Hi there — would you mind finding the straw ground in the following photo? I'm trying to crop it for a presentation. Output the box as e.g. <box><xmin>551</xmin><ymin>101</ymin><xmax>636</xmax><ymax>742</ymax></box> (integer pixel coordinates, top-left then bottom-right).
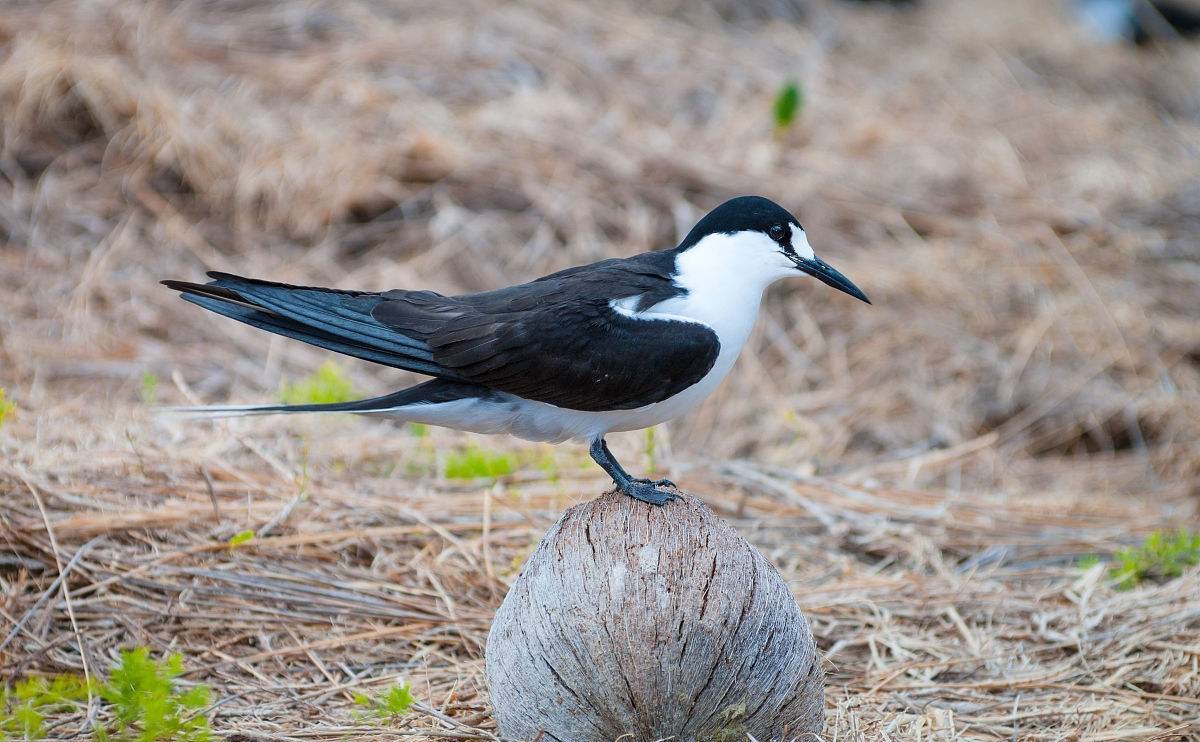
<box><xmin>1</xmin><ymin>0</ymin><xmax>1198</xmax><ymax>739</ymax></box>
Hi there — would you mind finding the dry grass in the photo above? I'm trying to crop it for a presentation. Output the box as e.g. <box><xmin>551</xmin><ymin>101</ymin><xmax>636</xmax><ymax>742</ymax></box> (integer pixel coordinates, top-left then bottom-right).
<box><xmin>0</xmin><ymin>0</ymin><xmax>1198</xmax><ymax>739</ymax></box>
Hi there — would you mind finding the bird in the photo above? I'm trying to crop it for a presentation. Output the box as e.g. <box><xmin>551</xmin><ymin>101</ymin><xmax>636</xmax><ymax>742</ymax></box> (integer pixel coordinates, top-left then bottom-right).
<box><xmin>163</xmin><ymin>196</ymin><xmax>869</xmax><ymax>506</ymax></box>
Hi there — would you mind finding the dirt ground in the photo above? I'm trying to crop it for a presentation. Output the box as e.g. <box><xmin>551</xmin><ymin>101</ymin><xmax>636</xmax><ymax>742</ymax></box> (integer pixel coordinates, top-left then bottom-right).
<box><xmin>1</xmin><ymin>0</ymin><xmax>1198</xmax><ymax>739</ymax></box>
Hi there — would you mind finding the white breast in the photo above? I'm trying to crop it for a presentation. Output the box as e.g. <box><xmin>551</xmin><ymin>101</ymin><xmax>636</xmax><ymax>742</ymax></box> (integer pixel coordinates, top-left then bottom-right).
<box><xmin>581</xmin><ymin>231</ymin><xmax>785</xmax><ymax>436</ymax></box>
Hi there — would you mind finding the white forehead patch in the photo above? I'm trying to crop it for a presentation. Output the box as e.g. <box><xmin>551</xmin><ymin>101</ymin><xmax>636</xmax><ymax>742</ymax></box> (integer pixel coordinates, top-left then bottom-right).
<box><xmin>791</xmin><ymin>223</ymin><xmax>815</xmax><ymax>260</ymax></box>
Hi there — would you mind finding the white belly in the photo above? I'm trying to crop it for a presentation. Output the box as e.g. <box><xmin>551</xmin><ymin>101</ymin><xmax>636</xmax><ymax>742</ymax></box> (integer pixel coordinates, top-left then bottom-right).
<box><xmin>378</xmin><ymin>364</ymin><xmax>731</xmax><ymax>443</ymax></box>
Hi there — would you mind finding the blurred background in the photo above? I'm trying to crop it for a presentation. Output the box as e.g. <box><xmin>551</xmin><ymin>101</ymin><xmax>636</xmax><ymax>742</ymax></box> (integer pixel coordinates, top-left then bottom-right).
<box><xmin>3</xmin><ymin>0</ymin><xmax>1198</xmax><ymax>497</ymax></box>
<box><xmin>1</xmin><ymin>0</ymin><xmax>1199</xmax><ymax>739</ymax></box>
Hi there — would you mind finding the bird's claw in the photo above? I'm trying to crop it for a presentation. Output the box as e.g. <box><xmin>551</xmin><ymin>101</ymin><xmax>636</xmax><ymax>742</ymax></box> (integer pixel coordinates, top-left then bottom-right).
<box><xmin>623</xmin><ymin>481</ymin><xmax>678</xmax><ymax>506</ymax></box>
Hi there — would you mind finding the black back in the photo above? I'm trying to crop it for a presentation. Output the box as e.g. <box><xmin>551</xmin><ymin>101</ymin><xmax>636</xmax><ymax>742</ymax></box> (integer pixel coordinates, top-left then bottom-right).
<box><xmin>373</xmin><ymin>250</ymin><xmax>720</xmax><ymax>411</ymax></box>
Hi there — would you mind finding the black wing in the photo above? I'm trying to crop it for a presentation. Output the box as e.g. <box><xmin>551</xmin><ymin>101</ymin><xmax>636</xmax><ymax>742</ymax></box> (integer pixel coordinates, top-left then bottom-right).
<box><xmin>164</xmin><ymin>251</ymin><xmax>721</xmax><ymax>411</ymax></box>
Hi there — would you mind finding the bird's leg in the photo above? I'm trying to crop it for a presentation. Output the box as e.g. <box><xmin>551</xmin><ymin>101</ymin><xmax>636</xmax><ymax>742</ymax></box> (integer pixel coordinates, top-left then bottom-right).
<box><xmin>601</xmin><ymin>438</ymin><xmax>675</xmax><ymax>488</ymax></box>
<box><xmin>589</xmin><ymin>437</ymin><xmax>677</xmax><ymax>506</ymax></box>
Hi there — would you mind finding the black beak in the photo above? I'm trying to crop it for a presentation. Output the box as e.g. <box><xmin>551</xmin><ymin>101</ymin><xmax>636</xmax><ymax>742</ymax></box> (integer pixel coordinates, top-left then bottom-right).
<box><xmin>793</xmin><ymin>256</ymin><xmax>871</xmax><ymax>304</ymax></box>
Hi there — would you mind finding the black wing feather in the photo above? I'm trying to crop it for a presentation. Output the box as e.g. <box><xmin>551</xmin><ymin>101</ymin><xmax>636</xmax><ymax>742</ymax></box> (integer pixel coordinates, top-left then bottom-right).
<box><xmin>163</xmin><ymin>278</ymin><xmax>450</xmax><ymax>377</ymax></box>
<box><xmin>204</xmin><ymin>273</ymin><xmax>434</xmax><ymax>357</ymax></box>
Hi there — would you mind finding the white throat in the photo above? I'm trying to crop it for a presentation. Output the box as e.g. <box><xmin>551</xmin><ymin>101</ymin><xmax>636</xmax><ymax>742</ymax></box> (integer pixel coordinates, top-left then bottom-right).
<box><xmin>612</xmin><ymin>229</ymin><xmax>804</xmax><ymax>380</ymax></box>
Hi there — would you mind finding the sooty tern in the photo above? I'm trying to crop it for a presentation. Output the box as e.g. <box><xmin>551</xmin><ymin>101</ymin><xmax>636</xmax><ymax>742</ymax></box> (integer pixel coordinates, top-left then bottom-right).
<box><xmin>164</xmin><ymin>196</ymin><xmax>869</xmax><ymax>506</ymax></box>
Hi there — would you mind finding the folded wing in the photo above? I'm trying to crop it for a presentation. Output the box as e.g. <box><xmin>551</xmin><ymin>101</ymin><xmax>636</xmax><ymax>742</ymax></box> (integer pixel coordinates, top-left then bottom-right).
<box><xmin>164</xmin><ymin>253</ymin><xmax>719</xmax><ymax>412</ymax></box>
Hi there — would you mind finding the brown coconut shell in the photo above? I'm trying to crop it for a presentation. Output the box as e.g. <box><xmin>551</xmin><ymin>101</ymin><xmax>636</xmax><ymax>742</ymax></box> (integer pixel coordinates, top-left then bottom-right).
<box><xmin>485</xmin><ymin>490</ymin><xmax>824</xmax><ymax>741</ymax></box>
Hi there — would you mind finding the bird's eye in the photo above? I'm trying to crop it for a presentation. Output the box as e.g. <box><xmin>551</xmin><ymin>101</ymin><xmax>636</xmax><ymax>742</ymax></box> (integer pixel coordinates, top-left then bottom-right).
<box><xmin>768</xmin><ymin>224</ymin><xmax>792</xmax><ymax>251</ymax></box>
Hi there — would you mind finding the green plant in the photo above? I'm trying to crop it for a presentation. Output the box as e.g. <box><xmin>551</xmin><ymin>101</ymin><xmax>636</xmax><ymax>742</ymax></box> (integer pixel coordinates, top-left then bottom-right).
<box><xmin>1</xmin><ymin>674</ymin><xmax>93</xmax><ymax>740</ymax></box>
<box><xmin>279</xmin><ymin>361</ymin><xmax>356</xmax><ymax>405</ymax></box>
<box><xmin>644</xmin><ymin>426</ymin><xmax>659</xmax><ymax>474</ymax></box>
<box><xmin>531</xmin><ymin>450</ymin><xmax>559</xmax><ymax>482</ymax></box>
<box><xmin>352</xmin><ymin>681</ymin><xmax>413</xmax><ymax>722</ymax></box>
<box><xmin>1</xmin><ymin>649</ymin><xmax>213</xmax><ymax>742</ymax></box>
<box><xmin>773</xmin><ymin>81</ymin><xmax>803</xmax><ymax>129</ymax></box>
<box><xmin>140</xmin><ymin>372</ymin><xmax>159</xmax><ymax>405</ymax></box>
<box><xmin>0</xmin><ymin>388</ymin><xmax>15</xmax><ymax>427</ymax></box>
<box><xmin>407</xmin><ymin>422</ymin><xmax>429</xmax><ymax>437</ymax></box>
<box><xmin>228</xmin><ymin>530</ymin><xmax>254</xmax><ymax>547</ymax></box>
<box><xmin>1110</xmin><ymin>529</ymin><xmax>1200</xmax><ymax>589</ymax></box>
<box><xmin>444</xmin><ymin>446</ymin><xmax>515</xmax><ymax>480</ymax></box>
<box><xmin>97</xmin><ymin>648</ymin><xmax>212</xmax><ymax>742</ymax></box>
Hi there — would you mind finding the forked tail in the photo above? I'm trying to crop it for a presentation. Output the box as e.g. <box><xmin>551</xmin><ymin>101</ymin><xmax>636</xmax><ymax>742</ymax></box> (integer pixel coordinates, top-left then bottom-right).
<box><xmin>167</xmin><ymin>379</ymin><xmax>490</xmax><ymax>419</ymax></box>
<box><xmin>161</xmin><ymin>272</ymin><xmax>454</xmax><ymax>378</ymax></box>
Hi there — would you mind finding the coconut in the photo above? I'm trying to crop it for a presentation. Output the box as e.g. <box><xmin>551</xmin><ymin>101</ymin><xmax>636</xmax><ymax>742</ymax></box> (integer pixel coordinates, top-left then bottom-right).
<box><xmin>486</xmin><ymin>490</ymin><xmax>824</xmax><ymax>741</ymax></box>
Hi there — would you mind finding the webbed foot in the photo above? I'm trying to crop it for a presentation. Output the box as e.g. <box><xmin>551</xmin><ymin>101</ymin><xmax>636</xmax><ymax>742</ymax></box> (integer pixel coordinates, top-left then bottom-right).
<box><xmin>623</xmin><ymin>481</ymin><xmax>679</xmax><ymax>506</ymax></box>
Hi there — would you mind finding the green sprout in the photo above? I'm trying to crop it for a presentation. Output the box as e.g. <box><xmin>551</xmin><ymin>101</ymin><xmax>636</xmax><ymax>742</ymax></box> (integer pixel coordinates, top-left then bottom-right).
<box><xmin>532</xmin><ymin>450</ymin><xmax>560</xmax><ymax>482</ymax></box>
<box><xmin>0</xmin><ymin>388</ymin><xmax>15</xmax><ymax>427</ymax></box>
<box><xmin>140</xmin><ymin>372</ymin><xmax>159</xmax><ymax>405</ymax></box>
<box><xmin>407</xmin><ymin>422</ymin><xmax>429</xmax><ymax>437</ymax></box>
<box><xmin>773</xmin><ymin>81</ymin><xmax>803</xmax><ymax>129</ymax></box>
<box><xmin>444</xmin><ymin>446</ymin><xmax>515</xmax><ymax>480</ymax></box>
<box><xmin>353</xmin><ymin>681</ymin><xmax>413</xmax><ymax>722</ymax></box>
<box><xmin>279</xmin><ymin>361</ymin><xmax>357</xmax><ymax>405</ymax></box>
<box><xmin>644</xmin><ymin>426</ymin><xmax>659</xmax><ymax>474</ymax></box>
<box><xmin>1081</xmin><ymin>529</ymin><xmax>1200</xmax><ymax>589</ymax></box>
<box><xmin>1112</xmin><ymin>529</ymin><xmax>1200</xmax><ymax>588</ymax></box>
<box><xmin>0</xmin><ymin>674</ymin><xmax>93</xmax><ymax>740</ymax></box>
<box><xmin>98</xmin><ymin>648</ymin><xmax>212</xmax><ymax>742</ymax></box>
